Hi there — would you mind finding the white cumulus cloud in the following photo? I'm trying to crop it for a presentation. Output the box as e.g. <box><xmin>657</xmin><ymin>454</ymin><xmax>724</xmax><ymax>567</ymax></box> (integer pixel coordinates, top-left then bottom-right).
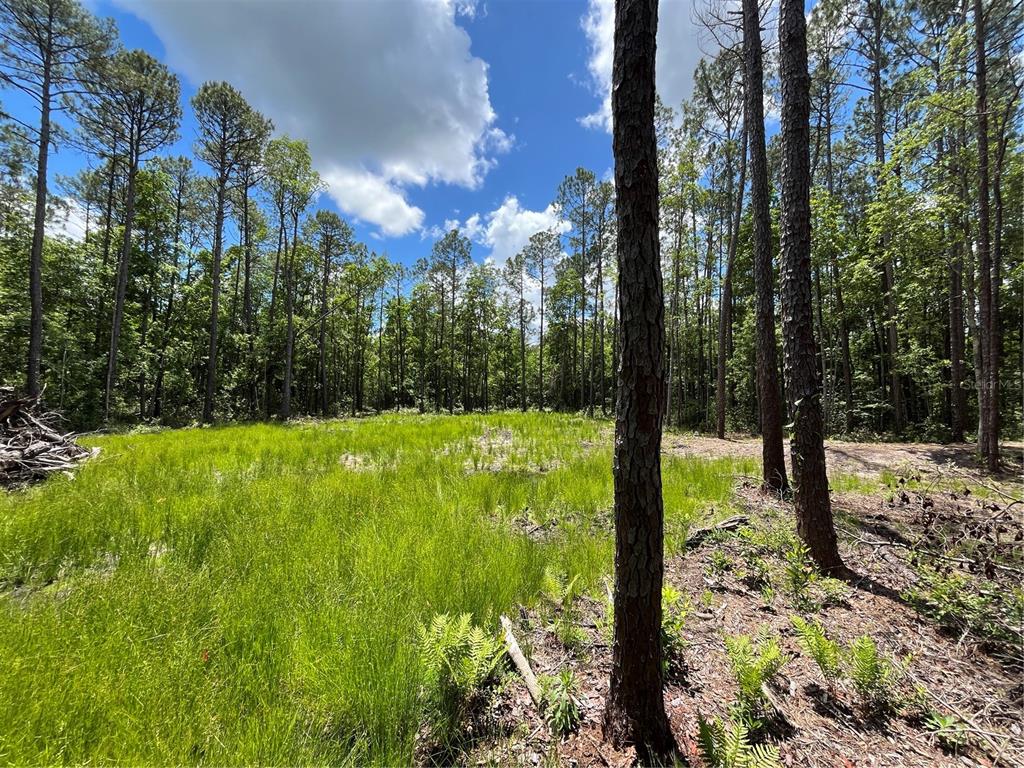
<box><xmin>431</xmin><ymin>195</ymin><xmax>568</xmax><ymax>266</ymax></box>
<box><xmin>116</xmin><ymin>0</ymin><xmax>510</xmax><ymax>237</ymax></box>
<box><xmin>580</xmin><ymin>0</ymin><xmax>707</xmax><ymax>131</ymax></box>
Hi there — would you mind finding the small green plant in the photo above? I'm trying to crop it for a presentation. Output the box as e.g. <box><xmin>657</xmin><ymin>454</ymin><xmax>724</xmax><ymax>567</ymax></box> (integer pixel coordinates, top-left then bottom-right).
<box><xmin>541</xmin><ymin>668</ymin><xmax>582</xmax><ymax>738</ymax></box>
<box><xmin>708</xmin><ymin>549</ymin><xmax>733</xmax><ymax>578</ymax></box>
<box><xmin>816</xmin><ymin>576</ymin><xmax>850</xmax><ymax>607</ymax></box>
<box><xmin>661</xmin><ymin>584</ymin><xmax>691</xmax><ymax>677</ymax></box>
<box><xmin>844</xmin><ymin>635</ymin><xmax>909</xmax><ymax>713</ymax></box>
<box><xmin>724</xmin><ymin>634</ymin><xmax>788</xmax><ymax>723</ymax></box>
<box><xmin>739</xmin><ymin>553</ymin><xmax>772</xmax><ymax>589</ymax></box>
<box><xmin>790</xmin><ymin>616</ymin><xmax>841</xmax><ymax>687</ymax></box>
<box><xmin>697</xmin><ymin>713</ymin><xmax>781</xmax><ymax>768</ymax></box>
<box><xmin>739</xmin><ymin>522</ymin><xmax>797</xmax><ymax>558</ymax></box>
<box><xmin>907</xmin><ymin>566</ymin><xmax>1024</xmax><ymax>652</ymax></box>
<box><xmin>924</xmin><ymin>711</ymin><xmax>968</xmax><ymax>752</ymax></box>
<box><xmin>418</xmin><ymin>613</ymin><xmax>505</xmax><ymax>745</ymax></box>
<box><xmin>541</xmin><ymin>567</ymin><xmax>587</xmax><ymax>651</ymax></box>
<box><xmin>782</xmin><ymin>541</ymin><xmax>817</xmax><ymax>608</ymax></box>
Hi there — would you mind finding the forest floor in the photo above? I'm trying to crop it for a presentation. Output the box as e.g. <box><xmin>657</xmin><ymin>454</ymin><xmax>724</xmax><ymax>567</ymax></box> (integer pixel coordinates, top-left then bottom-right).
<box><xmin>0</xmin><ymin>413</ymin><xmax>1020</xmax><ymax>766</ymax></box>
<box><xmin>471</xmin><ymin>432</ymin><xmax>1024</xmax><ymax>768</ymax></box>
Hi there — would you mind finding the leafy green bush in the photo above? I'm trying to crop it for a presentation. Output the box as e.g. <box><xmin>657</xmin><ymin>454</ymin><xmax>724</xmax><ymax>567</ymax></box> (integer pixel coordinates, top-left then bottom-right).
<box><xmin>708</xmin><ymin>549</ymin><xmax>734</xmax><ymax>578</ymax></box>
<box><xmin>418</xmin><ymin>613</ymin><xmax>505</xmax><ymax>745</ymax></box>
<box><xmin>907</xmin><ymin>566</ymin><xmax>1024</xmax><ymax>654</ymax></box>
<box><xmin>724</xmin><ymin>634</ymin><xmax>788</xmax><ymax>723</ymax></box>
<box><xmin>697</xmin><ymin>713</ymin><xmax>781</xmax><ymax>768</ymax></box>
<box><xmin>782</xmin><ymin>541</ymin><xmax>817</xmax><ymax>609</ymax></box>
<box><xmin>541</xmin><ymin>668</ymin><xmax>581</xmax><ymax>738</ymax></box>
<box><xmin>790</xmin><ymin>616</ymin><xmax>841</xmax><ymax>687</ymax></box>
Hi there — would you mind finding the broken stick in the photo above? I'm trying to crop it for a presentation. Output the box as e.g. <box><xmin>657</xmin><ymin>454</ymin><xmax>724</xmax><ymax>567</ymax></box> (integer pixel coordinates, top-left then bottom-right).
<box><xmin>685</xmin><ymin>514</ymin><xmax>749</xmax><ymax>548</ymax></box>
<box><xmin>500</xmin><ymin>614</ymin><xmax>543</xmax><ymax>707</ymax></box>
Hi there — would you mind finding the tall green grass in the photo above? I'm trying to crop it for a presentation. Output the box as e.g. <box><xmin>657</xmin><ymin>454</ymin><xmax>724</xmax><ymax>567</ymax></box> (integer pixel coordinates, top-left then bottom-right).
<box><xmin>0</xmin><ymin>413</ymin><xmax>746</xmax><ymax>764</ymax></box>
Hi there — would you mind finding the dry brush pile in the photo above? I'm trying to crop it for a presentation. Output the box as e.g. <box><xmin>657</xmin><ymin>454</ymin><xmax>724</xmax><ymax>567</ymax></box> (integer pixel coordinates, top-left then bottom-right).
<box><xmin>0</xmin><ymin>389</ymin><xmax>96</xmax><ymax>489</ymax></box>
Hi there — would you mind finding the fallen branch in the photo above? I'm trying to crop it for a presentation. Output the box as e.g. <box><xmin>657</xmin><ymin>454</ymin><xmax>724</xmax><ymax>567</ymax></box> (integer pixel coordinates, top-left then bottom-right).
<box><xmin>500</xmin><ymin>614</ymin><xmax>543</xmax><ymax>707</ymax></box>
<box><xmin>686</xmin><ymin>515</ymin><xmax>748</xmax><ymax>548</ymax></box>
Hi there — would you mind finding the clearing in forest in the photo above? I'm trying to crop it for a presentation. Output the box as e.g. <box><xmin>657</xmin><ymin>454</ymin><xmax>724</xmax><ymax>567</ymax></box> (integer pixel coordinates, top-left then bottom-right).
<box><xmin>0</xmin><ymin>413</ymin><xmax>1019</xmax><ymax>766</ymax></box>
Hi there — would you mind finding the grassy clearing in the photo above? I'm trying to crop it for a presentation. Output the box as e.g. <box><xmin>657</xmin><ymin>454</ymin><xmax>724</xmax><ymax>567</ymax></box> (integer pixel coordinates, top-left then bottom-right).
<box><xmin>0</xmin><ymin>412</ymin><xmax>750</xmax><ymax>765</ymax></box>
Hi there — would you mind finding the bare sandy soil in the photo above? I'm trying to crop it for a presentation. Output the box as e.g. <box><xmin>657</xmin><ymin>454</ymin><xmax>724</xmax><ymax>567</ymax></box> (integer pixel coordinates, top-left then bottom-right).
<box><xmin>663</xmin><ymin>432</ymin><xmax>1024</xmax><ymax>483</ymax></box>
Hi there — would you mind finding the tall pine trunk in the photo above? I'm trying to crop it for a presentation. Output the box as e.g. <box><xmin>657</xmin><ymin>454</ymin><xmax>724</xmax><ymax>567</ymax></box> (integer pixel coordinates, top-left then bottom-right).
<box><xmin>743</xmin><ymin>0</ymin><xmax>789</xmax><ymax>492</ymax></box>
<box><xmin>778</xmin><ymin>0</ymin><xmax>843</xmax><ymax>573</ymax></box>
<box><xmin>602</xmin><ymin>0</ymin><xmax>674</xmax><ymax>758</ymax></box>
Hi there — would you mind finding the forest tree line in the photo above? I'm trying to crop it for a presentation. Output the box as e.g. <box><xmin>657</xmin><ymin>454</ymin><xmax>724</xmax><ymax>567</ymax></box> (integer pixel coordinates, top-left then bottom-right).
<box><xmin>0</xmin><ymin>0</ymin><xmax>1019</xmax><ymax>455</ymax></box>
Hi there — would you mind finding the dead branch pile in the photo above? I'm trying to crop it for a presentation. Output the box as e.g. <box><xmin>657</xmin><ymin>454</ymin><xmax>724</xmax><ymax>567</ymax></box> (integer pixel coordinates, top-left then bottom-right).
<box><xmin>0</xmin><ymin>388</ymin><xmax>96</xmax><ymax>489</ymax></box>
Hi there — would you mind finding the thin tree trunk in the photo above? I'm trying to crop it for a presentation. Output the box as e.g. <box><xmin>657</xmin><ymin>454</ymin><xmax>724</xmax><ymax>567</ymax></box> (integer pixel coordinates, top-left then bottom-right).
<box><xmin>778</xmin><ymin>0</ymin><xmax>843</xmax><ymax>573</ymax></box>
<box><xmin>104</xmin><ymin>159</ymin><xmax>138</xmax><ymax>421</ymax></box>
<box><xmin>27</xmin><ymin>39</ymin><xmax>52</xmax><ymax>398</ymax></box>
<box><xmin>717</xmin><ymin>123</ymin><xmax>747</xmax><ymax>439</ymax></box>
<box><xmin>744</xmin><ymin>0</ymin><xmax>789</xmax><ymax>492</ymax></box>
<box><xmin>973</xmin><ymin>0</ymin><xmax>996</xmax><ymax>469</ymax></box>
<box><xmin>203</xmin><ymin>168</ymin><xmax>227</xmax><ymax>424</ymax></box>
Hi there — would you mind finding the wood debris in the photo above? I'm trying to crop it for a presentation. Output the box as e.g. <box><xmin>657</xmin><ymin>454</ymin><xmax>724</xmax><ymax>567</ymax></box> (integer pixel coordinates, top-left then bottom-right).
<box><xmin>0</xmin><ymin>388</ymin><xmax>96</xmax><ymax>489</ymax></box>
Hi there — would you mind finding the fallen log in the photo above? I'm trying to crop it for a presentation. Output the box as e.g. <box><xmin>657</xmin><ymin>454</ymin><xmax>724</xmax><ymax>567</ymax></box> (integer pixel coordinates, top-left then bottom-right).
<box><xmin>500</xmin><ymin>614</ymin><xmax>543</xmax><ymax>707</ymax></box>
<box><xmin>685</xmin><ymin>514</ymin><xmax>749</xmax><ymax>548</ymax></box>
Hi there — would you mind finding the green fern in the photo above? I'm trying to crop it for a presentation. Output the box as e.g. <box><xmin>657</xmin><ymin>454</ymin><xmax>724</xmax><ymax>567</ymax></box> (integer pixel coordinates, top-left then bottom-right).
<box><xmin>661</xmin><ymin>584</ymin><xmax>691</xmax><ymax>676</ymax></box>
<box><xmin>790</xmin><ymin>616</ymin><xmax>841</xmax><ymax>686</ymax></box>
<box><xmin>844</xmin><ymin>635</ymin><xmax>908</xmax><ymax>712</ymax></box>
<box><xmin>417</xmin><ymin>613</ymin><xmax>505</xmax><ymax>745</ymax></box>
<box><xmin>724</xmin><ymin>634</ymin><xmax>788</xmax><ymax>714</ymax></box>
<box><xmin>541</xmin><ymin>568</ymin><xmax>587</xmax><ymax>651</ymax></box>
<box><xmin>697</xmin><ymin>713</ymin><xmax>781</xmax><ymax>768</ymax></box>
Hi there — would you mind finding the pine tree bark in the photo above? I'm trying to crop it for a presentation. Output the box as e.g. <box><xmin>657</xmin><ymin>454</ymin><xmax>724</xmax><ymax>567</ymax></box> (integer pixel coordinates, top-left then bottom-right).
<box><xmin>104</xmin><ymin>160</ymin><xmax>138</xmax><ymax>421</ymax></box>
<box><xmin>778</xmin><ymin>0</ymin><xmax>843</xmax><ymax>574</ymax></box>
<box><xmin>717</xmin><ymin>123</ymin><xmax>747</xmax><ymax>439</ymax></box>
<box><xmin>602</xmin><ymin>0</ymin><xmax>675</xmax><ymax>759</ymax></box>
<box><xmin>743</xmin><ymin>0</ymin><xmax>789</xmax><ymax>492</ymax></box>
<box><xmin>203</xmin><ymin>163</ymin><xmax>227</xmax><ymax>424</ymax></box>
<box><xmin>973</xmin><ymin>0</ymin><xmax>997</xmax><ymax>470</ymax></box>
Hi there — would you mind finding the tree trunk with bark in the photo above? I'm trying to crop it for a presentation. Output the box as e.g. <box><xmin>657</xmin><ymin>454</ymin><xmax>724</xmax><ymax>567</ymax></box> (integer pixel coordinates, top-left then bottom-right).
<box><xmin>743</xmin><ymin>0</ymin><xmax>789</xmax><ymax>492</ymax></box>
<box><xmin>717</xmin><ymin>123</ymin><xmax>747</xmax><ymax>439</ymax></box>
<box><xmin>602</xmin><ymin>0</ymin><xmax>675</xmax><ymax>759</ymax></box>
<box><xmin>778</xmin><ymin>0</ymin><xmax>844</xmax><ymax>574</ymax></box>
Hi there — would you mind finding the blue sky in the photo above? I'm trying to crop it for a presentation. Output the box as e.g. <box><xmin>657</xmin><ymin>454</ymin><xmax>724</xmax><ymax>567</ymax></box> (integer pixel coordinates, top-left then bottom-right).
<box><xmin>19</xmin><ymin>0</ymin><xmax>708</xmax><ymax>268</ymax></box>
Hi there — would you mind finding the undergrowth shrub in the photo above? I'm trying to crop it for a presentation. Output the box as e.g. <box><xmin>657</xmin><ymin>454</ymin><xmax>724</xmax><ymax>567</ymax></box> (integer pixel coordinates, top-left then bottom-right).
<box><xmin>697</xmin><ymin>713</ymin><xmax>781</xmax><ymax>768</ymax></box>
<box><xmin>417</xmin><ymin>613</ymin><xmax>505</xmax><ymax>746</ymax></box>
<box><xmin>906</xmin><ymin>566</ymin><xmax>1024</xmax><ymax>655</ymax></box>
<box><xmin>541</xmin><ymin>668</ymin><xmax>581</xmax><ymax>738</ymax></box>
<box><xmin>782</xmin><ymin>541</ymin><xmax>817</xmax><ymax>609</ymax></box>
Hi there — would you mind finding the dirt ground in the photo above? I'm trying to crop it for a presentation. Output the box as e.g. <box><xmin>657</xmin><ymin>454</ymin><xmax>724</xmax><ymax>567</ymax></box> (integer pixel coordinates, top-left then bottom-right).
<box><xmin>664</xmin><ymin>433</ymin><xmax>1024</xmax><ymax>484</ymax></box>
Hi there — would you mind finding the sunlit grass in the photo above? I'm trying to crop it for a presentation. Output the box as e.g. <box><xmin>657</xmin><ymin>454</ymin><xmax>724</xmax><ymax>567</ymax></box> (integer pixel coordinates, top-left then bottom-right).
<box><xmin>0</xmin><ymin>412</ymin><xmax>747</xmax><ymax>764</ymax></box>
